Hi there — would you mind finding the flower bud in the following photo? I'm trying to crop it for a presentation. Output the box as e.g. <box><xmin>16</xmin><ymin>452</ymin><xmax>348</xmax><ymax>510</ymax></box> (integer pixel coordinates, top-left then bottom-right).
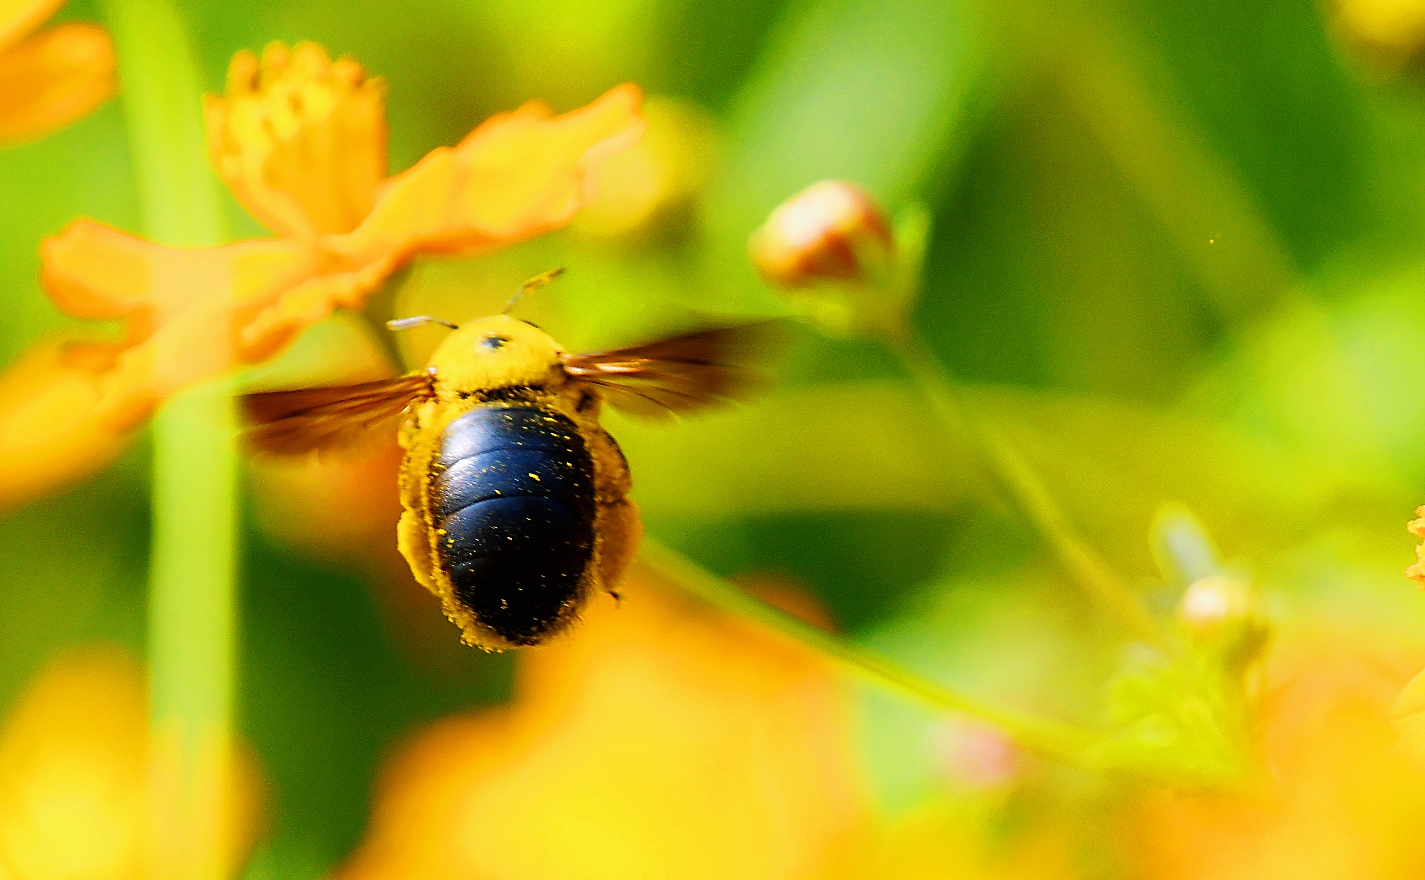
<box><xmin>1177</xmin><ymin>575</ymin><xmax>1254</xmax><ymax>638</ymax></box>
<box><xmin>1177</xmin><ymin>576</ymin><xmax>1271</xmax><ymax>670</ymax></box>
<box><xmin>749</xmin><ymin>180</ymin><xmax>894</xmax><ymax>289</ymax></box>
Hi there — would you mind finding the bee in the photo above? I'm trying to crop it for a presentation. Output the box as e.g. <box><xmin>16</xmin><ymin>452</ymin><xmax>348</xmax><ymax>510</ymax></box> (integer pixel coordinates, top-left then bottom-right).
<box><xmin>242</xmin><ymin>276</ymin><xmax>778</xmax><ymax>650</ymax></box>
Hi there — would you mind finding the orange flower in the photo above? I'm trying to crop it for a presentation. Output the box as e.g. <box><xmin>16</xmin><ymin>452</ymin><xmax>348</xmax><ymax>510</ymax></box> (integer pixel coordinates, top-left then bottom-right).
<box><xmin>335</xmin><ymin>569</ymin><xmax>871</xmax><ymax>880</ymax></box>
<box><xmin>42</xmin><ymin>42</ymin><xmax>642</xmax><ymax>427</ymax></box>
<box><xmin>0</xmin><ymin>0</ymin><xmax>114</xmax><ymax>145</ymax></box>
<box><xmin>0</xmin><ymin>646</ymin><xmax>264</xmax><ymax>879</ymax></box>
<box><xmin>3</xmin><ymin>42</ymin><xmax>641</xmax><ymax>507</ymax></box>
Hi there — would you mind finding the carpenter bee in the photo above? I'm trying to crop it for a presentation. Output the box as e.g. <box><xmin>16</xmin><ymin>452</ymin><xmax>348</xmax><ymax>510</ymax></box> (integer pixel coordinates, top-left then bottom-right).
<box><xmin>242</xmin><ymin>276</ymin><xmax>779</xmax><ymax>650</ymax></box>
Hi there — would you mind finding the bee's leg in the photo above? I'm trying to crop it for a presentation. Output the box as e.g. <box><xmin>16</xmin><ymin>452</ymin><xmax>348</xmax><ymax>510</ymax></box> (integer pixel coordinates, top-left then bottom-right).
<box><xmin>396</xmin><ymin>421</ymin><xmax>440</xmax><ymax>595</ymax></box>
<box><xmin>586</xmin><ymin>426</ymin><xmax>640</xmax><ymax>598</ymax></box>
<box><xmin>397</xmin><ymin>509</ymin><xmax>437</xmax><ymax>594</ymax></box>
<box><xmin>596</xmin><ymin>496</ymin><xmax>642</xmax><ymax>599</ymax></box>
<box><xmin>588</xmin><ymin>427</ymin><xmax>632</xmax><ymax>499</ymax></box>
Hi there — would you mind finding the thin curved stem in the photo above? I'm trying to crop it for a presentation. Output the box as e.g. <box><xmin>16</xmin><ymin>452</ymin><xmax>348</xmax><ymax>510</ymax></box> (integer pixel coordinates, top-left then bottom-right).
<box><xmin>886</xmin><ymin>331</ymin><xmax>1165</xmax><ymax>645</ymax></box>
<box><xmin>639</xmin><ymin>538</ymin><xmax>1096</xmax><ymax>766</ymax></box>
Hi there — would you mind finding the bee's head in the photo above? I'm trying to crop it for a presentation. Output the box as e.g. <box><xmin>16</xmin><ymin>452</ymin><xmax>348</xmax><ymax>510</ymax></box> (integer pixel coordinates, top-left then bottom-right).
<box><xmin>424</xmin><ymin>315</ymin><xmax>564</xmax><ymax>393</ymax></box>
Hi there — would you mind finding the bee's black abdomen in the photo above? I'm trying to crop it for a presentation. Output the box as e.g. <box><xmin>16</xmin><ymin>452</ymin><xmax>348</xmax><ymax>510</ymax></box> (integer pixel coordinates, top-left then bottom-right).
<box><xmin>432</xmin><ymin>406</ymin><xmax>596</xmax><ymax>645</ymax></box>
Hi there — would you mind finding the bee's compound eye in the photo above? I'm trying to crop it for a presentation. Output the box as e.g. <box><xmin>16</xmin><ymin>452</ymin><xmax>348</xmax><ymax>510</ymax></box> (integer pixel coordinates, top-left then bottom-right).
<box><xmin>481</xmin><ymin>334</ymin><xmax>511</xmax><ymax>351</ymax></box>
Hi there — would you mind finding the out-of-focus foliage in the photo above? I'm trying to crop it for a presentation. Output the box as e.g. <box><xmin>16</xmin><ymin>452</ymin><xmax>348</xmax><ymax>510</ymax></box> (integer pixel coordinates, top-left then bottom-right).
<box><xmin>7</xmin><ymin>0</ymin><xmax>1425</xmax><ymax>876</ymax></box>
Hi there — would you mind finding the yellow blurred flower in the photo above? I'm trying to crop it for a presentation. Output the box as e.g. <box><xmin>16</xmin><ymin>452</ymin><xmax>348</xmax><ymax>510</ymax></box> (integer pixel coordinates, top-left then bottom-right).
<box><xmin>837</xmin><ymin>804</ymin><xmax>1074</xmax><ymax>880</ymax></box>
<box><xmin>0</xmin><ymin>42</ymin><xmax>641</xmax><ymax>509</ymax></box>
<box><xmin>335</xmin><ymin>568</ymin><xmax>871</xmax><ymax>880</ymax></box>
<box><xmin>1123</xmin><ymin>636</ymin><xmax>1425</xmax><ymax>880</ymax></box>
<box><xmin>0</xmin><ymin>0</ymin><xmax>114</xmax><ymax>145</ymax></box>
<box><xmin>0</xmin><ymin>646</ymin><xmax>264</xmax><ymax>879</ymax></box>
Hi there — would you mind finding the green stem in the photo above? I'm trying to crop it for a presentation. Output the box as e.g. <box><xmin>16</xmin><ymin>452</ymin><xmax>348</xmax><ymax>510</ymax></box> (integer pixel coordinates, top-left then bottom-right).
<box><xmin>639</xmin><ymin>538</ymin><xmax>1095</xmax><ymax>766</ymax></box>
<box><xmin>886</xmin><ymin>331</ymin><xmax>1164</xmax><ymax>645</ymax></box>
<box><xmin>102</xmin><ymin>0</ymin><xmax>235</xmax><ymax>877</ymax></box>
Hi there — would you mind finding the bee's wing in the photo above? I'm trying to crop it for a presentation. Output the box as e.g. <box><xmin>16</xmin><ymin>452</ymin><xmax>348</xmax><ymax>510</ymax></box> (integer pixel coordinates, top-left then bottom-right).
<box><xmin>241</xmin><ymin>372</ymin><xmax>435</xmax><ymax>455</ymax></box>
<box><xmin>560</xmin><ymin>321</ymin><xmax>788</xmax><ymax>418</ymax></box>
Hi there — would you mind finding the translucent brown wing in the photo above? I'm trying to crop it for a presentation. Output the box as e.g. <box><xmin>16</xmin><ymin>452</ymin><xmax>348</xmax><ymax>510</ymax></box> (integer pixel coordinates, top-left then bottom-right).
<box><xmin>241</xmin><ymin>372</ymin><xmax>434</xmax><ymax>455</ymax></box>
<box><xmin>561</xmin><ymin>321</ymin><xmax>787</xmax><ymax>418</ymax></box>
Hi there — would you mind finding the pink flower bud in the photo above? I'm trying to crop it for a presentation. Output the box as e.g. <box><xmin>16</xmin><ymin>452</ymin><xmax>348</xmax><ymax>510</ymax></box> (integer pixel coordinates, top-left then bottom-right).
<box><xmin>749</xmin><ymin>180</ymin><xmax>894</xmax><ymax>288</ymax></box>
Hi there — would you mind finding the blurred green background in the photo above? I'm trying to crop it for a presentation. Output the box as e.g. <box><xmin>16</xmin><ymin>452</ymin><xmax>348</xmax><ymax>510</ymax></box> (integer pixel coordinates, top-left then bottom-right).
<box><xmin>7</xmin><ymin>0</ymin><xmax>1425</xmax><ymax>872</ymax></box>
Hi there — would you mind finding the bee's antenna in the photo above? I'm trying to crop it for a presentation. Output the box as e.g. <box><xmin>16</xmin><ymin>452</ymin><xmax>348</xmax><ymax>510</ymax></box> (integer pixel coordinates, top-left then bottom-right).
<box><xmin>387</xmin><ymin>316</ymin><xmax>460</xmax><ymax>331</ymax></box>
<box><xmin>503</xmin><ymin>267</ymin><xmax>566</xmax><ymax>314</ymax></box>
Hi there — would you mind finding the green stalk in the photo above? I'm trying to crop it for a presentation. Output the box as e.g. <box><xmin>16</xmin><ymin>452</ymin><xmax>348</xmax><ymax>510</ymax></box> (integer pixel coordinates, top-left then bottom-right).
<box><xmin>101</xmin><ymin>0</ymin><xmax>235</xmax><ymax>877</ymax></box>
<box><xmin>886</xmin><ymin>331</ymin><xmax>1165</xmax><ymax>645</ymax></box>
<box><xmin>639</xmin><ymin>538</ymin><xmax>1095</xmax><ymax>766</ymax></box>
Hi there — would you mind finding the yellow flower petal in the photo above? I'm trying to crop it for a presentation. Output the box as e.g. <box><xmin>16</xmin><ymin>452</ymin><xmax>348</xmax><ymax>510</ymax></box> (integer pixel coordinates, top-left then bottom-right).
<box><xmin>41</xmin><ymin>219</ymin><xmax>321</xmax><ymax>426</ymax></box>
<box><xmin>234</xmin><ymin>255</ymin><xmax>393</xmax><ymax>359</ymax></box>
<box><xmin>0</xmin><ymin>647</ymin><xmax>147</xmax><ymax>880</ymax></box>
<box><xmin>205</xmin><ymin>41</ymin><xmax>387</xmax><ymax>238</ymax></box>
<box><xmin>0</xmin><ymin>0</ymin><xmax>62</xmax><ymax>53</ymax></box>
<box><xmin>0</xmin><ymin>337</ymin><xmax>130</xmax><ymax>510</ymax></box>
<box><xmin>0</xmin><ymin>23</ymin><xmax>115</xmax><ymax>145</ymax></box>
<box><xmin>336</xmin><ymin>568</ymin><xmax>869</xmax><ymax>880</ymax></box>
<box><xmin>333</xmin><ymin>82</ymin><xmax>645</xmax><ymax>265</ymax></box>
